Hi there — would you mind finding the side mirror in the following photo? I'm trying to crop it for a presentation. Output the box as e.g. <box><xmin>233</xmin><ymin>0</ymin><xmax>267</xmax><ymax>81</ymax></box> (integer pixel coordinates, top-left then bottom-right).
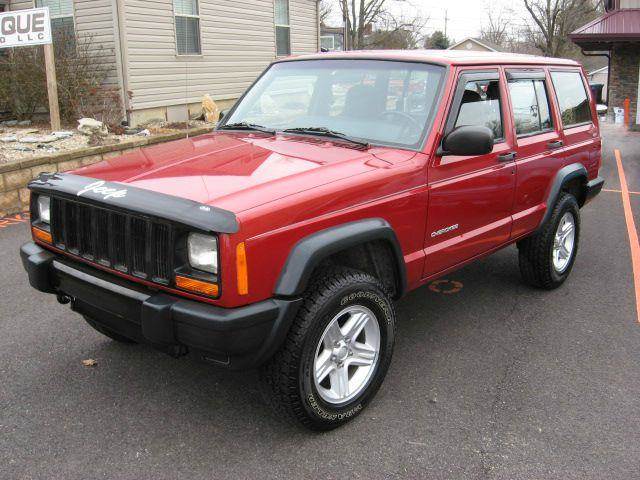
<box><xmin>219</xmin><ymin>109</ymin><xmax>229</xmax><ymax>121</ymax></box>
<box><xmin>439</xmin><ymin>125</ymin><xmax>494</xmax><ymax>156</ymax></box>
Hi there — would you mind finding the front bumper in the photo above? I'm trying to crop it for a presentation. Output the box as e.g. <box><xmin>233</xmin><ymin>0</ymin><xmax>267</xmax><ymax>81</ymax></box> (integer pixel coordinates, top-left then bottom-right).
<box><xmin>21</xmin><ymin>241</ymin><xmax>301</xmax><ymax>369</ymax></box>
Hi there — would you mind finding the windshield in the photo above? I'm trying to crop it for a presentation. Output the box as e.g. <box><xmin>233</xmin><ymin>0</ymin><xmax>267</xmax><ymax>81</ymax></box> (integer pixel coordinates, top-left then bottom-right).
<box><xmin>223</xmin><ymin>59</ymin><xmax>446</xmax><ymax>149</ymax></box>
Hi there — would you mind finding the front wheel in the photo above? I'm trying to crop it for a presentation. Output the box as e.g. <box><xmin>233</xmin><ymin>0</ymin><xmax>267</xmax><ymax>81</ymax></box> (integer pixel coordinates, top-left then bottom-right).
<box><xmin>518</xmin><ymin>193</ymin><xmax>580</xmax><ymax>289</ymax></box>
<box><xmin>262</xmin><ymin>267</ymin><xmax>396</xmax><ymax>430</ymax></box>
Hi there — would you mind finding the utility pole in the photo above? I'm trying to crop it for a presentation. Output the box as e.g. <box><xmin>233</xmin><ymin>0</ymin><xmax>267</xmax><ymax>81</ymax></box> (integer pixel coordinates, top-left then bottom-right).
<box><xmin>444</xmin><ymin>9</ymin><xmax>448</xmax><ymax>40</ymax></box>
<box><xmin>342</xmin><ymin>0</ymin><xmax>349</xmax><ymax>50</ymax></box>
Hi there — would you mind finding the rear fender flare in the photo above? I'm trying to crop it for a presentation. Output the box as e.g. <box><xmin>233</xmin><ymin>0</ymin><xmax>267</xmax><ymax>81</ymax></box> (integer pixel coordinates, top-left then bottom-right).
<box><xmin>537</xmin><ymin>163</ymin><xmax>587</xmax><ymax>230</ymax></box>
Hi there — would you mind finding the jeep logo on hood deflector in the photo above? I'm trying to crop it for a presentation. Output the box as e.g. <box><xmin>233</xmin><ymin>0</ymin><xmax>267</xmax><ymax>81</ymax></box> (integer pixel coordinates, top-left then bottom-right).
<box><xmin>77</xmin><ymin>180</ymin><xmax>128</xmax><ymax>200</ymax></box>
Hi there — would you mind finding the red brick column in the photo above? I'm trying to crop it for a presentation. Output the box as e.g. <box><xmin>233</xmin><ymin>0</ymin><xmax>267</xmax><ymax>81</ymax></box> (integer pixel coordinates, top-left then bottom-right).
<box><xmin>608</xmin><ymin>44</ymin><xmax>640</xmax><ymax>130</ymax></box>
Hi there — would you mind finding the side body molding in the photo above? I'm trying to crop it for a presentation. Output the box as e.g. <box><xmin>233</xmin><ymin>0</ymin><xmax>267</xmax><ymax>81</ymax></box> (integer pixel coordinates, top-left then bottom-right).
<box><xmin>538</xmin><ymin>163</ymin><xmax>587</xmax><ymax>229</ymax></box>
<box><xmin>274</xmin><ymin>218</ymin><xmax>407</xmax><ymax>298</ymax></box>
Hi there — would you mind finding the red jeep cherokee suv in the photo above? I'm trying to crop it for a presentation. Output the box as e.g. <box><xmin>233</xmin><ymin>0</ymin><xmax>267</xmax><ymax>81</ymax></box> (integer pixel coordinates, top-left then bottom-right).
<box><xmin>21</xmin><ymin>50</ymin><xmax>603</xmax><ymax>430</ymax></box>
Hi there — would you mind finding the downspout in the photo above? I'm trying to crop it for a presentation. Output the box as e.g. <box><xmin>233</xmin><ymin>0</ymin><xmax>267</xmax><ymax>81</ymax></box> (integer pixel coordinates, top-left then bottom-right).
<box><xmin>112</xmin><ymin>0</ymin><xmax>131</xmax><ymax>124</ymax></box>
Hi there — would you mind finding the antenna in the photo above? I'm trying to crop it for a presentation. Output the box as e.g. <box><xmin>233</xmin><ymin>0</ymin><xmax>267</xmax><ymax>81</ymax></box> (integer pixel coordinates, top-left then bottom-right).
<box><xmin>185</xmin><ymin>31</ymin><xmax>189</xmax><ymax>139</ymax></box>
<box><xmin>185</xmin><ymin>56</ymin><xmax>189</xmax><ymax>139</ymax></box>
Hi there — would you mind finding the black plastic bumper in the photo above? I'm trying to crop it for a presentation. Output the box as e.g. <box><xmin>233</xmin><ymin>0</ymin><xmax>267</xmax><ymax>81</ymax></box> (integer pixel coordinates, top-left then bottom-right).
<box><xmin>585</xmin><ymin>176</ymin><xmax>604</xmax><ymax>204</ymax></box>
<box><xmin>20</xmin><ymin>241</ymin><xmax>301</xmax><ymax>369</ymax></box>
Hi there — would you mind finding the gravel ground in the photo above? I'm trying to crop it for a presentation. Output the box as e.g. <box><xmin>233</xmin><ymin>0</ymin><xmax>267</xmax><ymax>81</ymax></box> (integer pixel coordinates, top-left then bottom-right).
<box><xmin>0</xmin><ymin>120</ymin><xmax>214</xmax><ymax>164</ymax></box>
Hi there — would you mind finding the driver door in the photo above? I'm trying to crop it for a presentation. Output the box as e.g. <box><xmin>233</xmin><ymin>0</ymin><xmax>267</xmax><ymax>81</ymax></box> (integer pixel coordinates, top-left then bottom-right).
<box><xmin>423</xmin><ymin>69</ymin><xmax>517</xmax><ymax>276</ymax></box>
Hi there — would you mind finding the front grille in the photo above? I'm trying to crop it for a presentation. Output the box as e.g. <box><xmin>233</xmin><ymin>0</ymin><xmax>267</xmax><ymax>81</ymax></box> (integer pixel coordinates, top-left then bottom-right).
<box><xmin>50</xmin><ymin>197</ymin><xmax>174</xmax><ymax>284</ymax></box>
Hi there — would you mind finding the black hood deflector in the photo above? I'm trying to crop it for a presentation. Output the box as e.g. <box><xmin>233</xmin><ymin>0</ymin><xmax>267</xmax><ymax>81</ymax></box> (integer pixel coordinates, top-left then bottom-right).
<box><xmin>28</xmin><ymin>173</ymin><xmax>239</xmax><ymax>234</ymax></box>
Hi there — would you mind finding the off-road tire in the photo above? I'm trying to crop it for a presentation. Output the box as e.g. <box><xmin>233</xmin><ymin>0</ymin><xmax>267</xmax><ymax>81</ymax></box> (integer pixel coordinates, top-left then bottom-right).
<box><xmin>262</xmin><ymin>266</ymin><xmax>396</xmax><ymax>431</ymax></box>
<box><xmin>84</xmin><ymin>316</ymin><xmax>138</xmax><ymax>344</ymax></box>
<box><xmin>518</xmin><ymin>193</ymin><xmax>580</xmax><ymax>289</ymax></box>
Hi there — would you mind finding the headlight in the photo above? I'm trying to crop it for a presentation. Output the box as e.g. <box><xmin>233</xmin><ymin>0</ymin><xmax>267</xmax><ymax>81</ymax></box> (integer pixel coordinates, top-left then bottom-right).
<box><xmin>188</xmin><ymin>233</ymin><xmax>218</xmax><ymax>274</ymax></box>
<box><xmin>37</xmin><ymin>196</ymin><xmax>51</xmax><ymax>224</ymax></box>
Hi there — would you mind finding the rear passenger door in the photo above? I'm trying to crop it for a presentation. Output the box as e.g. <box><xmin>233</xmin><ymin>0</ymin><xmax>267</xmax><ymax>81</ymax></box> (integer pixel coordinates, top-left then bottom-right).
<box><xmin>504</xmin><ymin>69</ymin><xmax>564</xmax><ymax>238</ymax></box>
<box><xmin>549</xmin><ymin>69</ymin><xmax>600</xmax><ymax>175</ymax></box>
<box><xmin>424</xmin><ymin>69</ymin><xmax>516</xmax><ymax>276</ymax></box>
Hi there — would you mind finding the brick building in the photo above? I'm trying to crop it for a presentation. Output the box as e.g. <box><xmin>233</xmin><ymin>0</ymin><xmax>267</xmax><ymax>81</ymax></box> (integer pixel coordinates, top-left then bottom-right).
<box><xmin>570</xmin><ymin>1</ymin><xmax>640</xmax><ymax>129</ymax></box>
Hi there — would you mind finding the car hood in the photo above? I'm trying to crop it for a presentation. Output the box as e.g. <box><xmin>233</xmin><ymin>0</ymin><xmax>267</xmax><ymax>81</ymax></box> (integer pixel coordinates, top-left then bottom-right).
<box><xmin>74</xmin><ymin>131</ymin><xmax>416</xmax><ymax>213</ymax></box>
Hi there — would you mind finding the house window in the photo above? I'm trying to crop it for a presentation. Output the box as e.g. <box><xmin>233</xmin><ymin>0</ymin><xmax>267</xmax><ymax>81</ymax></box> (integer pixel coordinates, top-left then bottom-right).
<box><xmin>274</xmin><ymin>0</ymin><xmax>290</xmax><ymax>56</ymax></box>
<box><xmin>174</xmin><ymin>0</ymin><xmax>201</xmax><ymax>55</ymax></box>
<box><xmin>320</xmin><ymin>35</ymin><xmax>334</xmax><ymax>51</ymax></box>
<box><xmin>35</xmin><ymin>0</ymin><xmax>75</xmax><ymax>42</ymax></box>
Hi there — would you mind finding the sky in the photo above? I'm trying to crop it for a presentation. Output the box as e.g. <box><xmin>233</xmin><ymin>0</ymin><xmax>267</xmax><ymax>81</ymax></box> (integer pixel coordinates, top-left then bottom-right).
<box><xmin>324</xmin><ymin>0</ymin><xmax>535</xmax><ymax>43</ymax></box>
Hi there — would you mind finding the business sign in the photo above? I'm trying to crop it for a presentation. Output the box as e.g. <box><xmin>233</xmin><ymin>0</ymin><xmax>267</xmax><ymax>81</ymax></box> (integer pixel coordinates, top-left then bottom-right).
<box><xmin>0</xmin><ymin>7</ymin><xmax>52</xmax><ymax>49</ymax></box>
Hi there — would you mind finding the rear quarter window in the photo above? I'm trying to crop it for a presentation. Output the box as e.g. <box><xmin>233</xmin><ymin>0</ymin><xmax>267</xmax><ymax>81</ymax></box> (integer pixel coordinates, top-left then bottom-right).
<box><xmin>550</xmin><ymin>71</ymin><xmax>592</xmax><ymax>128</ymax></box>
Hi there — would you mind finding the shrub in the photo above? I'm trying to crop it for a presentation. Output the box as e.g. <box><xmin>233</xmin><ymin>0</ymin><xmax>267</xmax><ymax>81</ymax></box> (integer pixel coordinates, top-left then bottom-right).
<box><xmin>0</xmin><ymin>47</ymin><xmax>47</xmax><ymax>120</ymax></box>
<box><xmin>0</xmin><ymin>31</ymin><xmax>125</xmax><ymax>126</ymax></box>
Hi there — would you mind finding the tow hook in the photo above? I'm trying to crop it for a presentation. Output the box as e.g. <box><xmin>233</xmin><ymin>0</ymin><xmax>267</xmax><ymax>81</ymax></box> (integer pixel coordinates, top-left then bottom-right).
<box><xmin>56</xmin><ymin>293</ymin><xmax>72</xmax><ymax>305</ymax></box>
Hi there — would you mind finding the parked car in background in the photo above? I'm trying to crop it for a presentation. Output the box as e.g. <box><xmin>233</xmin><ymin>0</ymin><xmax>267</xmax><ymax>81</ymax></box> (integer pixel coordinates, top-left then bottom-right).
<box><xmin>21</xmin><ymin>50</ymin><xmax>603</xmax><ymax>430</ymax></box>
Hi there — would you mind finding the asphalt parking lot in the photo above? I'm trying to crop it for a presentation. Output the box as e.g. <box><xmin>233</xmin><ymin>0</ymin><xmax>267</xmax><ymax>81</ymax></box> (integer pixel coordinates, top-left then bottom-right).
<box><xmin>1</xmin><ymin>125</ymin><xmax>639</xmax><ymax>479</ymax></box>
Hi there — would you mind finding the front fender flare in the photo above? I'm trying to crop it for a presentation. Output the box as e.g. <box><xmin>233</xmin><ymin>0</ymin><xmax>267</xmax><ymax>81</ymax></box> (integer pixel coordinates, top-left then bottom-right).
<box><xmin>274</xmin><ymin>218</ymin><xmax>407</xmax><ymax>298</ymax></box>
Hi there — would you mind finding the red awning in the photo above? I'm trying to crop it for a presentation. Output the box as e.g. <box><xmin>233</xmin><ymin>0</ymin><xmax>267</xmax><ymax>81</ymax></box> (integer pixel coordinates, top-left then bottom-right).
<box><xmin>570</xmin><ymin>9</ymin><xmax>640</xmax><ymax>44</ymax></box>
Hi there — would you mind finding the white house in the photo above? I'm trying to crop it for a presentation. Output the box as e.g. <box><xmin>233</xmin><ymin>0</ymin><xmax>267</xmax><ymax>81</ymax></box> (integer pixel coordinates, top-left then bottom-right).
<box><xmin>5</xmin><ymin>0</ymin><xmax>320</xmax><ymax>125</ymax></box>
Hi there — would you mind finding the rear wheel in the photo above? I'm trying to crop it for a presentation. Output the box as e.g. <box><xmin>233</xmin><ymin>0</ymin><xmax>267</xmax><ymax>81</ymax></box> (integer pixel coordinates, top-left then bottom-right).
<box><xmin>83</xmin><ymin>316</ymin><xmax>138</xmax><ymax>344</ymax></box>
<box><xmin>518</xmin><ymin>193</ymin><xmax>580</xmax><ymax>289</ymax></box>
<box><xmin>262</xmin><ymin>267</ymin><xmax>396</xmax><ymax>430</ymax></box>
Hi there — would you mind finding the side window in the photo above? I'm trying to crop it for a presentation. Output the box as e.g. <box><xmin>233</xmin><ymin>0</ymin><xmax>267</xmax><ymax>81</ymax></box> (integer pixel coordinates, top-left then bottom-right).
<box><xmin>550</xmin><ymin>71</ymin><xmax>592</xmax><ymax>127</ymax></box>
<box><xmin>454</xmin><ymin>79</ymin><xmax>503</xmax><ymax>140</ymax></box>
<box><xmin>508</xmin><ymin>79</ymin><xmax>553</xmax><ymax>136</ymax></box>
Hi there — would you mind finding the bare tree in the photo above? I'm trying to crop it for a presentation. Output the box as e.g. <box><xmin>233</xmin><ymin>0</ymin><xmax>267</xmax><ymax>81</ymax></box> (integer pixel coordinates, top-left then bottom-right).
<box><xmin>480</xmin><ymin>9</ymin><xmax>510</xmax><ymax>48</ymax></box>
<box><xmin>339</xmin><ymin>0</ymin><xmax>393</xmax><ymax>49</ymax></box>
<box><xmin>367</xmin><ymin>13</ymin><xmax>428</xmax><ymax>49</ymax></box>
<box><xmin>319</xmin><ymin>0</ymin><xmax>333</xmax><ymax>26</ymax></box>
<box><xmin>521</xmin><ymin>0</ymin><xmax>602</xmax><ymax>57</ymax></box>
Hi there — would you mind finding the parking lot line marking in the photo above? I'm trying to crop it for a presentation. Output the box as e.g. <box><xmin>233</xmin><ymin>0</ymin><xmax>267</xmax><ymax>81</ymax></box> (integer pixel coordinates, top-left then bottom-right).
<box><xmin>0</xmin><ymin>212</ymin><xmax>30</xmax><ymax>228</ymax></box>
<box><xmin>614</xmin><ymin>149</ymin><xmax>640</xmax><ymax>324</ymax></box>
<box><xmin>603</xmin><ymin>188</ymin><xmax>640</xmax><ymax>195</ymax></box>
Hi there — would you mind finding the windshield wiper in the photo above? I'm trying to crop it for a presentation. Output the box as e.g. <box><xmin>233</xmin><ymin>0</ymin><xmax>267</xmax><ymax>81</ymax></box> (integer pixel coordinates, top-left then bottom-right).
<box><xmin>219</xmin><ymin>122</ymin><xmax>276</xmax><ymax>135</ymax></box>
<box><xmin>282</xmin><ymin>127</ymin><xmax>369</xmax><ymax>148</ymax></box>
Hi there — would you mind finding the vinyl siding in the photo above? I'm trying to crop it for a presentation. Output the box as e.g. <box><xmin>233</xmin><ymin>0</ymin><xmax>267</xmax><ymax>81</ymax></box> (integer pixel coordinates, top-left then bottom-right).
<box><xmin>123</xmin><ymin>0</ymin><xmax>318</xmax><ymax>111</ymax></box>
<box><xmin>9</xmin><ymin>0</ymin><xmax>34</xmax><ymax>10</ymax></box>
<box><xmin>74</xmin><ymin>0</ymin><xmax>119</xmax><ymax>87</ymax></box>
<box><xmin>621</xmin><ymin>0</ymin><xmax>640</xmax><ymax>8</ymax></box>
<box><xmin>9</xmin><ymin>0</ymin><xmax>120</xmax><ymax>88</ymax></box>
<box><xmin>290</xmin><ymin>0</ymin><xmax>317</xmax><ymax>54</ymax></box>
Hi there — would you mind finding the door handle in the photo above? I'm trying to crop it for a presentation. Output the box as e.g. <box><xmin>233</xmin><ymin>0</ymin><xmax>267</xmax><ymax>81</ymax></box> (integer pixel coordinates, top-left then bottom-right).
<box><xmin>547</xmin><ymin>140</ymin><xmax>563</xmax><ymax>149</ymax></box>
<box><xmin>498</xmin><ymin>152</ymin><xmax>516</xmax><ymax>162</ymax></box>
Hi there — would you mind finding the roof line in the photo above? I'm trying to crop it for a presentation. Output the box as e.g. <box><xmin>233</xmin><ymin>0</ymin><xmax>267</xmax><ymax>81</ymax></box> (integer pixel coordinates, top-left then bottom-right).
<box><xmin>571</xmin><ymin>11</ymin><xmax>614</xmax><ymax>35</ymax></box>
<box><xmin>448</xmin><ymin>37</ymin><xmax>498</xmax><ymax>51</ymax></box>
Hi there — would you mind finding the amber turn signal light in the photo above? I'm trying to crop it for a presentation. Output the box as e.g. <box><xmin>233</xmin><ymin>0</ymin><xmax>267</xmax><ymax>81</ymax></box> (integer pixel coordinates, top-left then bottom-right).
<box><xmin>236</xmin><ymin>242</ymin><xmax>249</xmax><ymax>295</ymax></box>
<box><xmin>32</xmin><ymin>226</ymin><xmax>52</xmax><ymax>244</ymax></box>
<box><xmin>175</xmin><ymin>275</ymin><xmax>219</xmax><ymax>297</ymax></box>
